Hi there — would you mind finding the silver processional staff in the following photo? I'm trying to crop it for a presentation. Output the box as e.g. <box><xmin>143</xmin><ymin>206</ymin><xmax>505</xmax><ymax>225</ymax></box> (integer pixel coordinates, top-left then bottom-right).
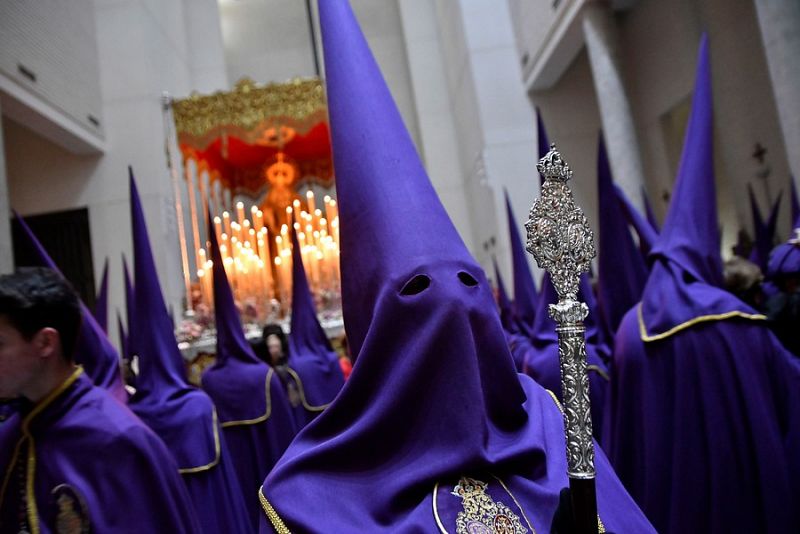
<box><xmin>525</xmin><ymin>143</ymin><xmax>598</xmax><ymax>534</ymax></box>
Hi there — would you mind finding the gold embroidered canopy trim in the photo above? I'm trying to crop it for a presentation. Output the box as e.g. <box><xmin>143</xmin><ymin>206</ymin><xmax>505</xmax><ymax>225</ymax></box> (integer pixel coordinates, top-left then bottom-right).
<box><xmin>171</xmin><ymin>78</ymin><xmax>328</xmax><ymax>150</ymax></box>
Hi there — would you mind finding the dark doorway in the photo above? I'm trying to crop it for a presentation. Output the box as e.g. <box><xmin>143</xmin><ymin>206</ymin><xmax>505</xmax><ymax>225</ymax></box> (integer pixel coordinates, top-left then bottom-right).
<box><xmin>11</xmin><ymin>208</ymin><xmax>97</xmax><ymax>308</ymax></box>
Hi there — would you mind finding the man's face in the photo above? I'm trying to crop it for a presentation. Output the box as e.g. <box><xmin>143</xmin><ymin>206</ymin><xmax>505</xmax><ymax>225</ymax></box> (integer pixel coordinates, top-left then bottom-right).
<box><xmin>0</xmin><ymin>316</ymin><xmax>43</xmax><ymax>399</ymax></box>
<box><xmin>266</xmin><ymin>334</ymin><xmax>284</xmax><ymax>365</ymax></box>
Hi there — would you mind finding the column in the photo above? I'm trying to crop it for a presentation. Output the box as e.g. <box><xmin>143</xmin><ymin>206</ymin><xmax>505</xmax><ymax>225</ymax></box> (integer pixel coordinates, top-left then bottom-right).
<box><xmin>582</xmin><ymin>2</ymin><xmax>646</xmax><ymax>212</ymax></box>
<box><xmin>753</xmin><ymin>0</ymin><xmax>800</xmax><ymax>192</ymax></box>
<box><xmin>0</xmin><ymin>101</ymin><xmax>13</xmax><ymax>274</ymax></box>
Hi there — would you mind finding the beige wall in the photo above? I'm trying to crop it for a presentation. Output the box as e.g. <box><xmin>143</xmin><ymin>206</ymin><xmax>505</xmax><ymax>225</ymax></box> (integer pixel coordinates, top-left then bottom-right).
<box><xmin>513</xmin><ymin>0</ymin><xmax>793</xmax><ymax>256</ymax></box>
<box><xmin>3</xmin><ymin>0</ymin><xmax>229</xmax><ymax>347</ymax></box>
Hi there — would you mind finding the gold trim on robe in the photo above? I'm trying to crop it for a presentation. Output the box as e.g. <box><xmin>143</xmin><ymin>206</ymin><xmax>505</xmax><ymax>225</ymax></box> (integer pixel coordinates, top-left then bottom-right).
<box><xmin>178</xmin><ymin>408</ymin><xmax>222</xmax><ymax>474</ymax></box>
<box><xmin>0</xmin><ymin>366</ymin><xmax>84</xmax><ymax>534</ymax></box>
<box><xmin>259</xmin><ymin>486</ymin><xmax>291</xmax><ymax>534</ymax></box>
<box><xmin>220</xmin><ymin>369</ymin><xmax>275</xmax><ymax>428</ymax></box>
<box><xmin>285</xmin><ymin>367</ymin><xmax>331</xmax><ymax>412</ymax></box>
<box><xmin>637</xmin><ymin>303</ymin><xmax>766</xmax><ymax>342</ymax></box>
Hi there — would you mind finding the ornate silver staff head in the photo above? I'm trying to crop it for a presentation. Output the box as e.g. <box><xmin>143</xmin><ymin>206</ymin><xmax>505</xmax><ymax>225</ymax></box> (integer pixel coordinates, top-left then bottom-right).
<box><xmin>524</xmin><ymin>143</ymin><xmax>597</xmax><ymax>480</ymax></box>
<box><xmin>525</xmin><ymin>144</ymin><xmax>596</xmax><ymax>301</ymax></box>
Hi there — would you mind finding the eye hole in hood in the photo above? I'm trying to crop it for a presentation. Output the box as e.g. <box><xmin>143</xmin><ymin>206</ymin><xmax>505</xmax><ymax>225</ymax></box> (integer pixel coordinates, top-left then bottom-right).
<box><xmin>400</xmin><ymin>274</ymin><xmax>431</xmax><ymax>296</ymax></box>
<box><xmin>458</xmin><ymin>271</ymin><xmax>478</xmax><ymax>287</ymax></box>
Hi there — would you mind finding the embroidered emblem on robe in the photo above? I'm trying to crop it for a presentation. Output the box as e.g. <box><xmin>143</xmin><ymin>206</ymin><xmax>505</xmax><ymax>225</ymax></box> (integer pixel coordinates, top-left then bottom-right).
<box><xmin>451</xmin><ymin>477</ymin><xmax>527</xmax><ymax>534</ymax></box>
<box><xmin>51</xmin><ymin>484</ymin><xmax>90</xmax><ymax>534</ymax></box>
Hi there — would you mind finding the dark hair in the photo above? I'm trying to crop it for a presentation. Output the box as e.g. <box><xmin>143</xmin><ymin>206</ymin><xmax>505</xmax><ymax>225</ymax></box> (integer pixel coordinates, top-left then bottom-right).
<box><xmin>0</xmin><ymin>267</ymin><xmax>82</xmax><ymax>361</ymax></box>
<box><xmin>262</xmin><ymin>323</ymin><xmax>288</xmax><ymax>357</ymax></box>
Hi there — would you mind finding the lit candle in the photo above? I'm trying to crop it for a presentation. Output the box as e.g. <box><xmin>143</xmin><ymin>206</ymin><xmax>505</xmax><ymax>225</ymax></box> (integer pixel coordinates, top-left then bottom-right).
<box><xmin>324</xmin><ymin>196</ymin><xmax>335</xmax><ymax>230</ymax></box>
<box><xmin>223</xmin><ymin>211</ymin><xmax>232</xmax><ymax>241</ymax></box>
<box><xmin>214</xmin><ymin>216</ymin><xmax>223</xmax><ymax>247</ymax></box>
<box><xmin>236</xmin><ymin>201</ymin><xmax>245</xmax><ymax>243</ymax></box>
<box><xmin>187</xmin><ymin>168</ymin><xmax>202</xmax><ymax>275</ymax></box>
<box><xmin>255</xmin><ymin>209</ymin><xmax>264</xmax><ymax>235</ymax></box>
<box><xmin>306</xmin><ymin>190</ymin><xmax>316</xmax><ymax>221</ymax></box>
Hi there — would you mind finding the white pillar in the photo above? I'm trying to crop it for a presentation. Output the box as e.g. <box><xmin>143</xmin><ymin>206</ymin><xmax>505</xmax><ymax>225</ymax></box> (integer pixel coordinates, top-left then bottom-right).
<box><xmin>0</xmin><ymin>101</ymin><xmax>12</xmax><ymax>274</ymax></box>
<box><xmin>582</xmin><ymin>2</ymin><xmax>646</xmax><ymax>212</ymax></box>
<box><xmin>754</xmin><ymin>0</ymin><xmax>800</xmax><ymax>191</ymax></box>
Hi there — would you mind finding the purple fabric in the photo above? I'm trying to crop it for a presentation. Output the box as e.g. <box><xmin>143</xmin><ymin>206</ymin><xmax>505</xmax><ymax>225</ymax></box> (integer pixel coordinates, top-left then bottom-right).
<box><xmin>286</xmin><ymin>223</ymin><xmax>344</xmax><ymax>428</ymax></box>
<box><xmin>606</xmin><ymin>36</ymin><xmax>800</xmax><ymax>533</ymax></box>
<box><xmin>767</xmin><ymin>239</ymin><xmax>800</xmax><ymax>278</ymax></box>
<box><xmin>767</xmin><ymin>192</ymin><xmax>783</xmax><ymax>243</ymax></box>
<box><xmin>122</xmin><ymin>255</ymin><xmax>136</xmax><ymax>365</ymax></box>
<box><xmin>607</xmin><ymin>313</ymin><xmax>800</xmax><ymax>533</ymax></box>
<box><xmin>0</xmin><ymin>371</ymin><xmax>200</xmax><ymax>532</ymax></box>
<box><xmin>597</xmin><ymin>134</ymin><xmax>648</xmax><ymax>335</ymax></box>
<box><xmin>641</xmin><ymin>35</ymin><xmax>739</xmax><ymax>336</ymax></box>
<box><xmin>579</xmin><ymin>272</ymin><xmax>607</xmax><ymax>352</ymax></box>
<box><xmin>259</xmin><ymin>3</ymin><xmax>652</xmax><ymax>531</ymax></box>
<box><xmin>92</xmin><ymin>259</ymin><xmax>109</xmax><ymax>333</ymax></box>
<box><xmin>615</xmin><ymin>184</ymin><xmax>658</xmax><ymax>259</ymax></box>
<box><xmin>536</xmin><ymin>108</ymin><xmax>550</xmax><ymax>182</ymax></box>
<box><xmin>493</xmin><ymin>258</ymin><xmax>519</xmax><ymax>335</ymax></box>
<box><xmin>748</xmin><ymin>185</ymin><xmax>782</xmax><ymax>270</ymax></box>
<box><xmin>116</xmin><ymin>312</ymin><xmax>128</xmax><ymax>362</ymax></box>
<box><xmin>517</xmin><ymin>271</ymin><xmax>610</xmax><ymax>439</ymax></box>
<box><xmin>13</xmin><ymin>213</ymin><xmax>126</xmax><ymax>403</ymax></box>
<box><xmin>201</xmin><ymin>213</ymin><xmax>296</xmax><ymax>529</ymax></box>
<box><xmin>493</xmin><ymin>259</ymin><xmax>529</xmax><ymax>371</ymax></box>
<box><xmin>642</xmin><ymin>188</ymin><xmax>660</xmax><ymax>232</ymax></box>
<box><xmin>0</xmin><ymin>402</ymin><xmax>21</xmax><ymax>481</ymax></box>
<box><xmin>505</xmin><ymin>191</ymin><xmax>538</xmax><ymax>336</ymax></box>
<box><xmin>791</xmin><ymin>179</ymin><xmax>800</xmax><ymax>228</ymax></box>
<box><xmin>126</xmin><ymin>170</ymin><xmax>250</xmax><ymax>533</ymax></box>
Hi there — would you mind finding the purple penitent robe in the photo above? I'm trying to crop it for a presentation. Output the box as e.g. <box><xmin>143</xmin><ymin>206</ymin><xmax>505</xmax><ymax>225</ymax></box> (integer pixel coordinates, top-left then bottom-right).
<box><xmin>0</xmin><ymin>369</ymin><xmax>199</xmax><ymax>532</ymax></box>
<box><xmin>257</xmin><ymin>1</ymin><xmax>655</xmax><ymax>532</ymax></box>
<box><xmin>201</xmin><ymin>212</ymin><xmax>297</xmax><ymax>530</ymax></box>
<box><xmin>285</xmin><ymin>223</ymin><xmax>344</xmax><ymax>430</ymax></box>
<box><xmin>605</xmin><ymin>35</ymin><xmax>800</xmax><ymax>534</ymax></box>
<box><xmin>127</xmin><ymin>170</ymin><xmax>251</xmax><ymax>533</ymax></box>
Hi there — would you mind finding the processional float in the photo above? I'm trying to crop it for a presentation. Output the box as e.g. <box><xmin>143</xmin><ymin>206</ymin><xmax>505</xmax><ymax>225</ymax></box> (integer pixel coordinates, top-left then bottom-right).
<box><xmin>161</xmin><ymin>78</ymin><xmax>342</xmax><ymax>338</ymax></box>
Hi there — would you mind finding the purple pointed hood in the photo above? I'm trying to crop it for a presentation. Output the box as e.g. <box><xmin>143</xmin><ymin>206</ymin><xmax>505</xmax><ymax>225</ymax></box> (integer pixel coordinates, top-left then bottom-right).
<box><xmin>13</xmin><ymin>213</ymin><xmax>126</xmax><ymax>402</ymax></box>
<box><xmin>649</xmin><ymin>36</ymin><xmax>722</xmax><ymax>286</ymax></box>
<box><xmin>127</xmin><ymin>171</ymin><xmax>190</xmax><ymax>397</ymax></box>
<box><xmin>505</xmin><ymin>190</ymin><xmax>538</xmax><ymax>335</ymax></box>
<box><xmin>748</xmin><ymin>184</ymin><xmax>765</xmax><ymax>237</ymax></box>
<box><xmin>116</xmin><ymin>311</ymin><xmax>128</xmax><ymax>362</ymax></box>
<box><xmin>748</xmin><ymin>187</ymin><xmax>782</xmax><ymax>271</ymax></box>
<box><xmin>536</xmin><ymin>109</ymin><xmax>550</xmax><ymax>184</ymax></box>
<box><xmin>285</xmin><ymin>222</ymin><xmax>344</xmax><ymax>406</ymax></box>
<box><xmin>640</xmin><ymin>36</ymin><xmax>758</xmax><ymax>339</ymax></box>
<box><xmin>288</xmin><ymin>224</ymin><xmax>334</xmax><ymax>358</ymax></box>
<box><xmin>767</xmin><ymin>192</ymin><xmax>783</xmax><ymax>247</ymax></box>
<box><xmin>122</xmin><ymin>255</ymin><xmax>135</xmax><ymax>360</ymax></box>
<box><xmin>261</xmin><ymin>0</ymin><xmax>543</xmax><ymax>525</ymax></box>
<box><xmin>127</xmin><ymin>169</ymin><xmax>218</xmax><ymax>470</ymax></box>
<box><xmin>615</xmin><ymin>184</ymin><xmax>658</xmax><ymax>258</ymax></box>
<box><xmin>208</xmin><ymin>213</ymin><xmax>262</xmax><ymax>368</ymax></box>
<box><xmin>92</xmin><ymin>259</ymin><xmax>109</xmax><ymax>333</ymax></box>
<box><xmin>529</xmin><ymin>271</ymin><xmax>560</xmax><ymax>346</ymax></box>
<box><xmin>597</xmin><ymin>134</ymin><xmax>648</xmax><ymax>334</ymax></box>
<box><xmin>493</xmin><ymin>257</ymin><xmax>518</xmax><ymax>333</ymax></box>
<box><xmin>766</xmin><ymin>226</ymin><xmax>800</xmax><ymax>280</ymax></box>
<box><xmin>259</xmin><ymin>5</ymin><xmax>659</xmax><ymax>533</ymax></box>
<box><xmin>642</xmin><ymin>188</ymin><xmax>660</xmax><ymax>232</ymax></box>
<box><xmin>202</xmin><ymin>211</ymin><xmax>278</xmax><ymax>422</ymax></box>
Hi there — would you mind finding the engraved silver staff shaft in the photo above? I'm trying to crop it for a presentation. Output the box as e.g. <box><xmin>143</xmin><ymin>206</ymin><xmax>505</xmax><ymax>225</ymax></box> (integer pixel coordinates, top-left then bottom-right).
<box><xmin>525</xmin><ymin>143</ymin><xmax>597</xmax><ymax>481</ymax></box>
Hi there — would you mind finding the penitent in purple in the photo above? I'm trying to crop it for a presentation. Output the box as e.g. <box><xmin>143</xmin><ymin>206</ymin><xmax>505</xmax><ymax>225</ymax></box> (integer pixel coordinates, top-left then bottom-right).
<box><xmin>256</xmin><ymin>1</ymin><xmax>655</xmax><ymax>532</ymax></box>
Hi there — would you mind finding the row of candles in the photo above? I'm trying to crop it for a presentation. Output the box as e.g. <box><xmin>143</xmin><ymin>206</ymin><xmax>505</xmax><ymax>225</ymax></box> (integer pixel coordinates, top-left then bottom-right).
<box><xmin>192</xmin><ymin>190</ymin><xmax>341</xmax><ymax>314</ymax></box>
